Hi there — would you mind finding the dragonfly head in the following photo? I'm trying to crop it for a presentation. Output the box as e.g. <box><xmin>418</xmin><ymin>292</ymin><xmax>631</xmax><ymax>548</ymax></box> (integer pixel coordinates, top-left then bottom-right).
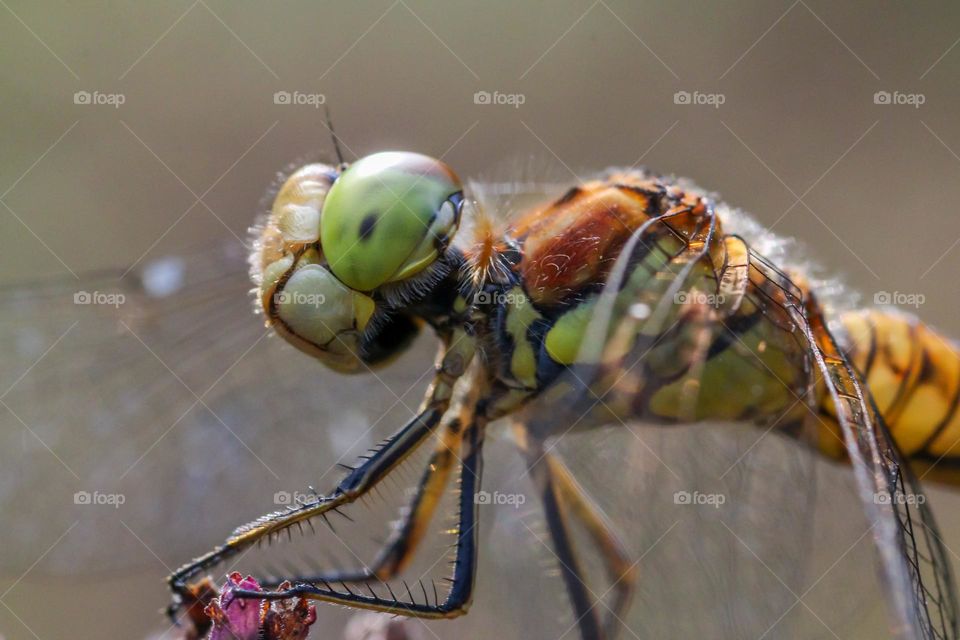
<box><xmin>253</xmin><ymin>151</ymin><xmax>463</xmax><ymax>373</ymax></box>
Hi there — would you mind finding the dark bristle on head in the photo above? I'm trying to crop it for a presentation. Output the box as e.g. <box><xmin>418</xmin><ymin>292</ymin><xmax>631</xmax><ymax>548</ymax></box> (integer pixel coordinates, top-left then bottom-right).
<box><xmin>324</xmin><ymin>103</ymin><xmax>346</xmax><ymax>167</ymax></box>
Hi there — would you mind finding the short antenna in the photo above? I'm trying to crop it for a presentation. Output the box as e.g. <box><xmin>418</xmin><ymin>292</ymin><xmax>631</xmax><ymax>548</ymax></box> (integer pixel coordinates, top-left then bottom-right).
<box><xmin>324</xmin><ymin>104</ymin><xmax>346</xmax><ymax>168</ymax></box>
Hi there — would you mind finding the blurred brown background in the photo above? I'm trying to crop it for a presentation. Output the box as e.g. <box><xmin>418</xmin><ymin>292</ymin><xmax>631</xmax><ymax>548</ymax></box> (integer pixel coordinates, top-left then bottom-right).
<box><xmin>3</xmin><ymin>1</ymin><xmax>960</xmax><ymax>639</ymax></box>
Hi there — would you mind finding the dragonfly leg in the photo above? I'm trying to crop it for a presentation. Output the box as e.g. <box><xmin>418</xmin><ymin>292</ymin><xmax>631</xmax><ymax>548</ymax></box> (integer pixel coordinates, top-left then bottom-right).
<box><xmin>517</xmin><ymin>426</ymin><xmax>634</xmax><ymax>640</ymax></box>
<box><xmin>260</xmin><ymin>413</ymin><xmax>464</xmax><ymax>586</ymax></box>
<box><xmin>166</xmin><ymin>404</ymin><xmax>445</xmax><ymax>618</ymax></box>
<box><xmin>167</xmin><ymin>333</ymin><xmax>476</xmax><ymax>618</ymax></box>
<box><xmin>547</xmin><ymin>453</ymin><xmax>635</xmax><ymax>639</ymax></box>
<box><xmin>235</xmin><ymin>416</ymin><xmax>487</xmax><ymax>619</ymax></box>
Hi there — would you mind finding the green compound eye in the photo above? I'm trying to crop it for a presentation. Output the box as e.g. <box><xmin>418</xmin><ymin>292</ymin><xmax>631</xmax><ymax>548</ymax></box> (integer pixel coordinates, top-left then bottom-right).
<box><xmin>320</xmin><ymin>151</ymin><xmax>463</xmax><ymax>292</ymax></box>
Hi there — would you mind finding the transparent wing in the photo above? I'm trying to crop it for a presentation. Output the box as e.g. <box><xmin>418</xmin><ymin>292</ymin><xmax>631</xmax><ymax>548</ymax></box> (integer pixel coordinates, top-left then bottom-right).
<box><xmin>0</xmin><ymin>244</ymin><xmax>438</xmax><ymax>577</ymax></box>
<box><xmin>806</xmin><ymin>296</ymin><xmax>959</xmax><ymax>639</ymax></box>
<box><xmin>515</xmin><ymin>209</ymin><xmax>958</xmax><ymax>638</ymax></box>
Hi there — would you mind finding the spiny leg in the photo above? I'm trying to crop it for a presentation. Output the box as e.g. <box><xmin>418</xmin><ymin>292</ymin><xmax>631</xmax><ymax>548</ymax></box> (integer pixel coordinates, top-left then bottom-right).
<box><xmin>263</xmin><ymin>414</ymin><xmax>464</xmax><ymax>586</ymax></box>
<box><xmin>167</xmin><ymin>334</ymin><xmax>474</xmax><ymax>616</ymax></box>
<box><xmin>238</xmin><ymin>417</ymin><xmax>487</xmax><ymax>619</ymax></box>
<box><xmin>166</xmin><ymin>404</ymin><xmax>443</xmax><ymax>617</ymax></box>
<box><xmin>517</xmin><ymin>425</ymin><xmax>634</xmax><ymax>640</ymax></box>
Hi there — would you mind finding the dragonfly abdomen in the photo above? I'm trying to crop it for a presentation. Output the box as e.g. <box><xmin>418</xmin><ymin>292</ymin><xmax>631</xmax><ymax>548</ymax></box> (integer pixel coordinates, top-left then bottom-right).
<box><xmin>820</xmin><ymin>308</ymin><xmax>960</xmax><ymax>481</ymax></box>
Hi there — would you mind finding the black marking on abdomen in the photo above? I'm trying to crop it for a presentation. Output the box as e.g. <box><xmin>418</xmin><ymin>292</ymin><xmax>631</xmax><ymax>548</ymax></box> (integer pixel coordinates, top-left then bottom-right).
<box><xmin>920</xmin><ymin>376</ymin><xmax>960</xmax><ymax>456</ymax></box>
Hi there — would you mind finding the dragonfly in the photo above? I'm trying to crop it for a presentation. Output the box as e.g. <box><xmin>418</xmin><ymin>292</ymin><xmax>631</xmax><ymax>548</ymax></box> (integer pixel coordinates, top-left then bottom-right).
<box><xmin>1</xmin><ymin>150</ymin><xmax>958</xmax><ymax>640</ymax></box>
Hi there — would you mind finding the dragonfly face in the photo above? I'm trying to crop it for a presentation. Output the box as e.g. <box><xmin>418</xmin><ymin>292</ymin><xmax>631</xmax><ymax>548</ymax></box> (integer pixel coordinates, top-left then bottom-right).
<box><xmin>255</xmin><ymin>152</ymin><xmax>463</xmax><ymax>373</ymax></box>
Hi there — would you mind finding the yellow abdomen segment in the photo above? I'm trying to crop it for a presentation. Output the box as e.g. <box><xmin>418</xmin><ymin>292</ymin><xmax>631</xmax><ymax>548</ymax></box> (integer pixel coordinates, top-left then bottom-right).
<box><xmin>821</xmin><ymin>309</ymin><xmax>960</xmax><ymax>472</ymax></box>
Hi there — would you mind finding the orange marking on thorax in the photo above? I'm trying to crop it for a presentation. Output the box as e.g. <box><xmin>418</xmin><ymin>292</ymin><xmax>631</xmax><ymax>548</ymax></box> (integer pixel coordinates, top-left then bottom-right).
<box><xmin>511</xmin><ymin>181</ymin><xmax>663</xmax><ymax>305</ymax></box>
